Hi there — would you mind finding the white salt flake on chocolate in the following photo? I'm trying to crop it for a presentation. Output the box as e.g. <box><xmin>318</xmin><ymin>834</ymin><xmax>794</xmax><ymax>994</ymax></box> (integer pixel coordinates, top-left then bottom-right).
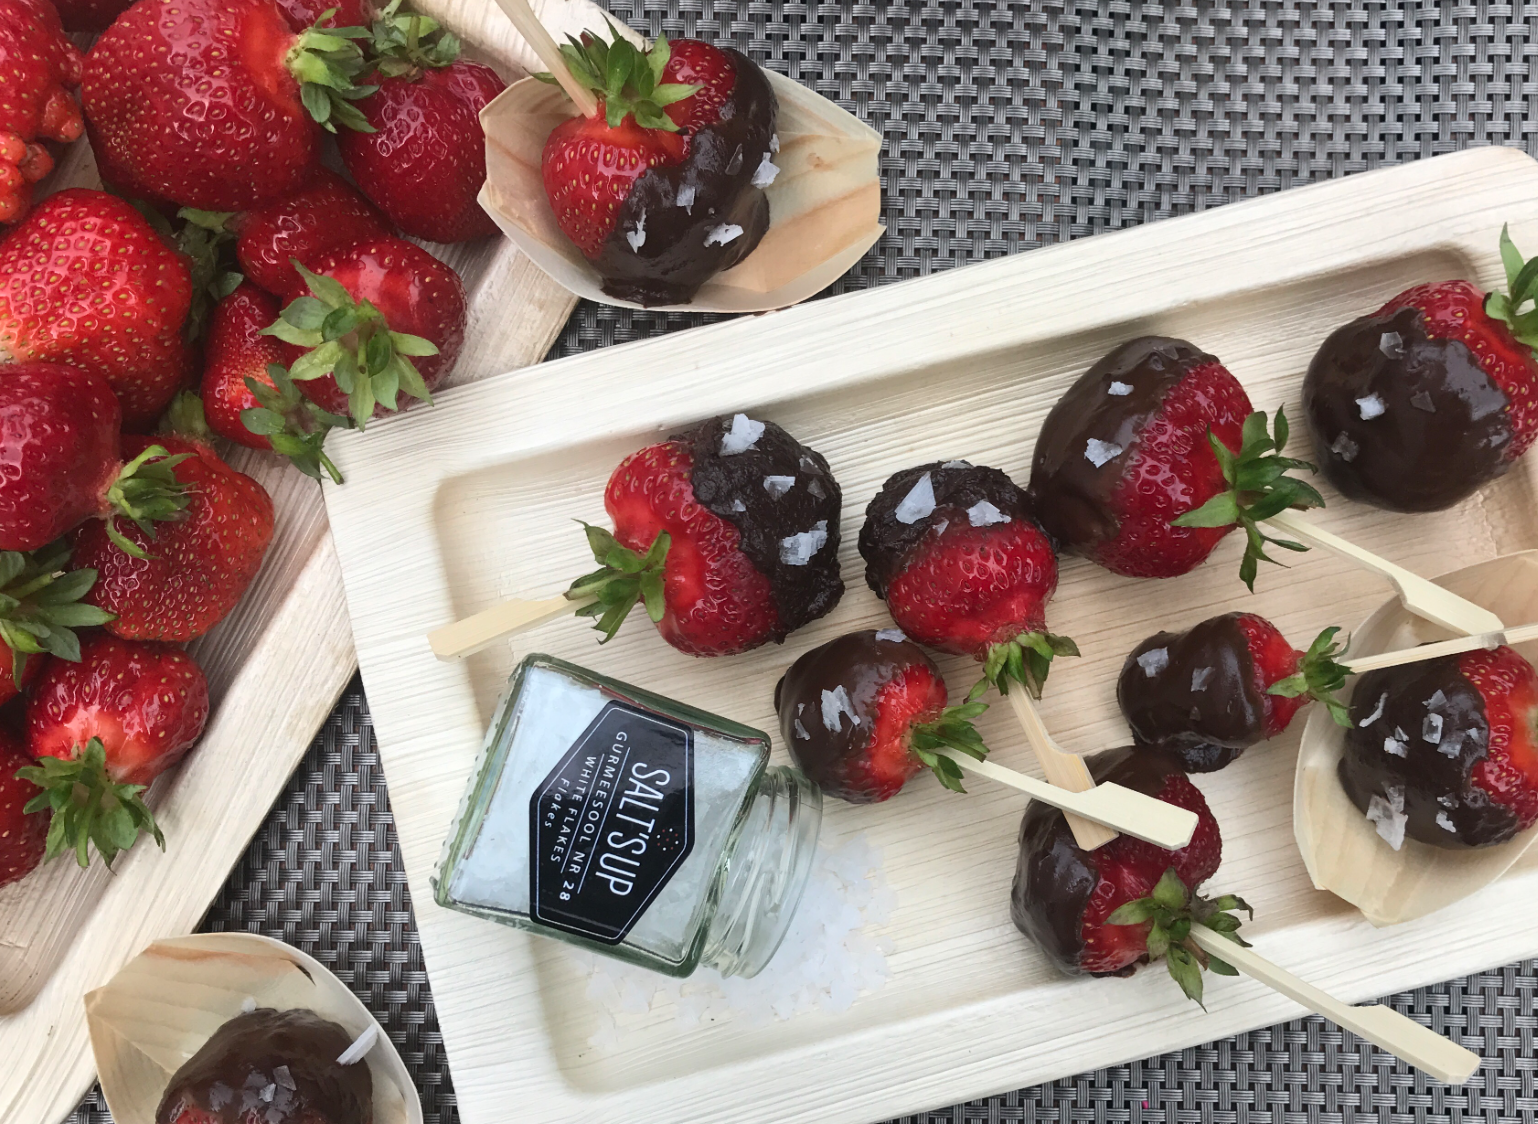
<box><xmin>1438</xmin><ymin>793</ymin><xmax>1458</xmax><ymax>807</ymax></box>
<box><xmin>1366</xmin><ymin>784</ymin><xmax>1407</xmax><ymax>850</ymax></box>
<box><xmin>769</xmin><ymin>132</ymin><xmax>780</xmax><ymax>153</ymax></box>
<box><xmin>894</xmin><ymin>472</ymin><xmax>936</xmax><ymax>524</ymax></box>
<box><xmin>240</xmin><ymin>996</ymin><xmax>257</xmax><ymax>1014</ymax></box>
<box><xmin>1383</xmin><ymin>732</ymin><xmax>1407</xmax><ymax>757</ymax></box>
<box><xmin>875</xmin><ymin>628</ymin><xmax>907</xmax><ymax>643</ymax></box>
<box><xmin>1438</xmin><ymin>729</ymin><xmax>1465</xmax><ymax>758</ymax></box>
<box><xmin>273</xmin><ymin>1066</ymin><xmax>296</xmax><ymax>1090</ymax></box>
<box><xmin>752</xmin><ymin>153</ymin><xmax>780</xmax><ymax>188</ymax></box>
<box><xmin>625</xmin><ymin>209</ymin><xmax>646</xmax><ymax>252</ymax></box>
<box><xmin>793</xmin><ymin>719</ymin><xmax>810</xmax><ymax>740</ymax></box>
<box><xmin>676</xmin><ymin>183</ymin><xmax>696</xmax><ymax>212</ymax></box>
<box><xmin>335</xmin><ymin>1023</ymin><xmax>378</xmax><ymax>1066</ymax></box>
<box><xmin>1380</xmin><ymin>331</ymin><xmax>1405</xmax><ymax>358</ymax></box>
<box><xmin>1423</xmin><ymin>712</ymin><xmax>1444</xmax><ymax>743</ymax></box>
<box><xmin>1410</xmin><ymin>390</ymin><xmax>1436</xmax><ymax>413</ymax></box>
<box><xmin>1437</xmin><ymin>811</ymin><xmax>1457</xmax><ymax>833</ymax></box>
<box><xmin>932</xmin><ymin>518</ymin><xmax>949</xmax><ymax>537</ymax></box>
<box><xmin>1330</xmin><ymin>432</ymin><xmax>1359</xmax><ymax>462</ymax></box>
<box><xmin>705</xmin><ymin>223</ymin><xmax>744</xmax><ymax>247</ymax></box>
<box><xmin>725</xmin><ymin>145</ymin><xmax>744</xmax><ymax>175</ymax></box>
<box><xmin>1191</xmin><ymin>666</ymin><xmax>1214</xmax><ymax>692</ymax></box>
<box><xmin>779</xmin><ymin>520</ymin><xmax>828</xmax><ymax>565</ymax></box>
<box><xmin>807</xmin><ymin>478</ymin><xmax>825</xmax><ymax>499</ymax></box>
<box><xmin>1356</xmin><ymin>393</ymin><xmax>1386</xmax><ymax>420</ymax></box>
<box><xmin>730</xmin><ymin>498</ymin><xmax>747</xmax><ymax>512</ymax></box>
<box><xmin>1425</xmin><ymin>689</ymin><xmax>1447</xmax><ymax>711</ymax></box>
<box><xmin>941</xmin><ymin>459</ymin><xmax>972</xmax><ymax>469</ymax></box>
<box><xmin>821</xmin><ymin>685</ymin><xmax>856</xmax><ymax>732</ymax></box>
<box><xmin>1137</xmin><ymin>647</ymin><xmax>1169</xmax><ymax>677</ymax></box>
<box><xmin>763</xmin><ymin>474</ymin><xmax>796</xmax><ymax>498</ymax></box>
<box><xmin>1359</xmin><ymin>692</ymin><xmax>1388</xmax><ymax>726</ymax></box>
<box><xmin>208</xmin><ymin>1084</ymin><xmax>233</xmax><ymax>1110</ymax></box>
<box><xmin>720</xmin><ymin>413</ymin><xmax>765</xmax><ymax>455</ymax></box>
<box><xmin>1107</xmin><ymin>381</ymin><xmax>1133</xmax><ymax>396</ymax></box>
<box><xmin>1084</xmin><ymin>437</ymin><xmax>1124</xmax><ymax>467</ymax></box>
<box><xmin>966</xmin><ymin>499</ymin><xmax>1010</xmax><ymax>527</ymax></box>
<box><xmin>260</xmin><ymin>1084</ymin><xmax>276</xmax><ymax>1103</ymax></box>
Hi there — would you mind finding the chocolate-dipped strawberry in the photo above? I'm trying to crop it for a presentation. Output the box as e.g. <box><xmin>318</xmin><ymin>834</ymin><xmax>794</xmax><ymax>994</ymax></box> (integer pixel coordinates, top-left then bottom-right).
<box><xmin>1027</xmin><ymin>337</ymin><xmax>1323</xmax><ymax>588</ymax></box>
<box><xmin>1011</xmin><ymin>746</ymin><xmax>1249</xmax><ymax>1003</ymax></box>
<box><xmin>571</xmin><ymin>413</ymin><xmax>841</xmax><ymax>656</ymax></box>
<box><xmin>155</xmin><ymin>1007</ymin><xmax>372</xmax><ymax>1124</ymax></box>
<box><xmin>1119</xmin><ymin>613</ymin><xmax>1350</xmax><ymax>772</ymax></box>
<box><xmin>858</xmin><ymin>460</ymin><xmax>1075</xmax><ymax>698</ymax></box>
<box><xmin>1303</xmin><ymin>230</ymin><xmax>1538</xmax><ymax>512</ymax></box>
<box><xmin>1340</xmin><ymin>644</ymin><xmax>1538</xmax><ymax>850</ymax></box>
<box><xmin>540</xmin><ymin>31</ymin><xmax>777</xmax><ymax>306</ymax></box>
<box><xmin>773</xmin><ymin>629</ymin><xmax>990</xmax><ymax>803</ymax></box>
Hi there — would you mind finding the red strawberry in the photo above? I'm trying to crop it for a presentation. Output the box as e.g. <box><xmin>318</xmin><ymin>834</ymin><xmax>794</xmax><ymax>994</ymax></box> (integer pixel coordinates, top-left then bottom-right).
<box><xmin>1118</xmin><ymin>613</ymin><xmax>1351</xmax><ymax>772</ymax></box>
<box><xmin>1342</xmin><ymin>643</ymin><xmax>1538</xmax><ymax>850</ymax></box>
<box><xmin>21</xmin><ymin>631</ymin><xmax>207</xmax><ymax>866</ymax></box>
<box><xmin>336</xmin><ymin>6</ymin><xmax>505</xmax><ymax>243</ymax></box>
<box><xmin>1012</xmin><ymin>746</ymin><xmax>1246</xmax><ymax>1003</ymax></box>
<box><xmin>1028</xmin><ymin>337</ymin><xmax>1323</xmax><ymax>588</ymax></box>
<box><xmin>568</xmin><ymin>415</ymin><xmax>843</xmax><ymax>656</ymax></box>
<box><xmin>0</xmin><ymin>0</ymin><xmax>83</xmax><ymax>223</ymax></box>
<box><xmin>0</xmin><ymin>190</ymin><xmax>194</xmax><ymax>427</ymax></box>
<box><xmin>859</xmin><ymin>461</ymin><xmax>1074</xmax><ymax>698</ymax></box>
<box><xmin>543</xmin><ymin>111</ymin><xmax>686</xmax><ymax>258</ymax></box>
<box><xmin>267</xmin><ymin>236</ymin><xmax>466</xmax><ymax>426</ymax></box>
<box><xmin>72</xmin><ymin>417</ymin><xmax>275</xmax><ymax>642</ymax></box>
<box><xmin>0</xmin><ymin>725</ymin><xmax>46</xmax><ymax>885</ymax></box>
<box><xmin>774</xmin><ymin>629</ymin><xmax>991</xmax><ymax>803</ymax></box>
<box><xmin>0</xmin><ymin>361</ymin><xmax>190</xmax><ymax>552</ymax></box>
<box><xmin>232</xmin><ymin>167</ymin><xmax>390</xmax><ymax>296</ymax></box>
<box><xmin>1306</xmin><ymin>229</ymin><xmax>1538</xmax><ymax>512</ymax></box>
<box><xmin>81</xmin><ymin>0</ymin><xmax>375</xmax><ymax>211</ymax></box>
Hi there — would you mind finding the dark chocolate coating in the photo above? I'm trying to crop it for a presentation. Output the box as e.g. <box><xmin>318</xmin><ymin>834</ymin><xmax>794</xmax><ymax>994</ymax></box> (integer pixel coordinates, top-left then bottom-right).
<box><xmin>592</xmin><ymin>48</ymin><xmax>776</xmax><ymax>307</ymax></box>
<box><xmin>1118</xmin><ymin>613</ymin><xmax>1266</xmax><ymax>773</ymax></box>
<box><xmin>857</xmin><ymin>461</ymin><xmax>1033</xmax><ymax>597</ymax></box>
<box><xmin>1304</xmin><ymin>305</ymin><xmax>1513</xmax><ymax>512</ymax></box>
<box><xmin>1339</xmin><ymin>654</ymin><xmax>1518</xmax><ymax>849</ymax></box>
<box><xmin>1010</xmin><ymin>746</ymin><xmax>1187</xmax><ymax>974</ymax></box>
<box><xmin>154</xmin><ymin>1008</ymin><xmax>372</xmax><ymax>1124</ymax></box>
<box><xmin>680</xmin><ymin>415</ymin><xmax>843</xmax><ymax>638</ymax></box>
<box><xmin>772</xmin><ymin>629</ymin><xmax>936</xmax><ymax>802</ymax></box>
<box><xmin>1027</xmin><ymin>336</ymin><xmax>1216</xmax><ymax>556</ymax></box>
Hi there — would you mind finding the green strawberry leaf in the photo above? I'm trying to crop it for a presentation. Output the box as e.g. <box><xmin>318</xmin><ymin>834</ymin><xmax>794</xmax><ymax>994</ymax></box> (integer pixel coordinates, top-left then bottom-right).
<box><xmin>565</xmin><ymin>523</ymin><xmax>670</xmax><ymax>642</ymax></box>
<box><xmin>538</xmin><ymin>28</ymin><xmax>700</xmax><ymax>132</ymax></box>
<box><xmin>17</xmin><ymin>738</ymin><xmax>164</xmax><ymax>869</ymax></box>
<box><xmin>1103</xmin><ymin>866</ymin><xmax>1252</xmax><ymax>1009</ymax></box>
<box><xmin>969</xmin><ymin>630</ymin><xmax>1080</xmax><ymax>701</ymax></box>
<box><xmin>1265</xmin><ymin>625</ymin><xmax>1353</xmax><ymax>727</ymax></box>
<box><xmin>0</xmin><ymin>545</ymin><xmax>116</xmax><ymax>683</ymax></box>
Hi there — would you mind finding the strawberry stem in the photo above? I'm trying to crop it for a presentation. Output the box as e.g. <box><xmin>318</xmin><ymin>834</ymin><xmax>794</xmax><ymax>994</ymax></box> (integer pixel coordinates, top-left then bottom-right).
<box><xmin>566</xmin><ymin>522</ymin><xmax>670</xmax><ymax>642</ymax></box>
<box><xmin>241</xmin><ymin>365</ymin><xmax>352</xmax><ymax>484</ymax></box>
<box><xmin>286</xmin><ymin>12</ymin><xmax>378</xmax><ymax>134</ymax></box>
<box><xmin>362</xmin><ymin>0</ymin><xmax>461</xmax><ymax>78</ymax></box>
<box><xmin>16</xmin><ymin>737</ymin><xmax>164</xmax><ymax>869</ymax></box>
<box><xmin>968</xmin><ymin>630</ymin><xmax>1080</xmax><ymax>702</ymax></box>
<box><xmin>0</xmin><ymin>542</ymin><xmax>116</xmax><ymax>683</ymax></box>
<box><xmin>1486</xmin><ymin>224</ymin><xmax>1538</xmax><ymax>351</ymax></box>
<box><xmin>908</xmin><ymin>700</ymin><xmax>991</xmax><ymax>793</ymax></box>
<box><xmin>1266</xmin><ymin>625</ymin><xmax>1353</xmax><ymax>727</ymax></box>
<box><xmin>532</xmin><ymin>30</ymin><xmax>700</xmax><ymax>132</ymax></box>
<box><xmin>1105</xmin><ymin>867</ymin><xmax>1253</xmax><ymax>1008</ymax></box>
<box><xmin>103</xmin><ymin>445</ymin><xmax>193</xmax><ymax>561</ymax></box>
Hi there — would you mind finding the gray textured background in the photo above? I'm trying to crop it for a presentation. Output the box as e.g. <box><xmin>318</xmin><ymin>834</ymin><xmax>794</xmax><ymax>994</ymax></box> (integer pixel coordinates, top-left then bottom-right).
<box><xmin>67</xmin><ymin>2</ymin><xmax>1538</xmax><ymax>1121</ymax></box>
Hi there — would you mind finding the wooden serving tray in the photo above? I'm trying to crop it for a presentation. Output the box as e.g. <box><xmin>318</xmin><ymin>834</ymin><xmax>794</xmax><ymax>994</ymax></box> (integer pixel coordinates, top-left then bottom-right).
<box><xmin>322</xmin><ymin>147</ymin><xmax>1538</xmax><ymax>1124</ymax></box>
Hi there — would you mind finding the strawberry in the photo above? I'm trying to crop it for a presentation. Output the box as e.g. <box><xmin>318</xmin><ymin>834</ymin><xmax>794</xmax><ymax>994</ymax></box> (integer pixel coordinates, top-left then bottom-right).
<box><xmin>265</xmin><ymin>237</ymin><xmax>465</xmax><ymax>426</ymax></box>
<box><xmin>72</xmin><ymin>412</ymin><xmax>275</xmax><ymax>642</ymax></box>
<box><xmin>1119</xmin><ymin>612</ymin><xmax>1351</xmax><ymax>772</ymax></box>
<box><xmin>0</xmin><ymin>190</ymin><xmax>194</xmax><ymax>427</ymax></box>
<box><xmin>1306</xmin><ymin>228</ymin><xmax>1538</xmax><ymax>513</ymax></box>
<box><xmin>1342</xmin><ymin>644</ymin><xmax>1538</xmax><ymax>850</ymax></box>
<box><xmin>1012</xmin><ymin>746</ymin><xmax>1247</xmax><ymax>1004</ymax></box>
<box><xmin>0</xmin><ymin>725</ymin><xmax>46</xmax><ymax>885</ymax></box>
<box><xmin>859</xmin><ymin>461</ymin><xmax>1073</xmax><ymax>699</ymax></box>
<box><xmin>774</xmin><ymin>629</ymin><xmax>990</xmax><ymax>803</ymax></box>
<box><xmin>0</xmin><ymin>361</ymin><xmax>190</xmax><ymax>553</ymax></box>
<box><xmin>1028</xmin><ymin>337</ymin><xmax>1324</xmax><ymax>588</ymax></box>
<box><xmin>567</xmin><ymin>414</ymin><xmax>843</xmax><ymax>656</ymax></box>
<box><xmin>0</xmin><ymin>0</ymin><xmax>83</xmax><ymax>223</ymax></box>
<box><xmin>81</xmin><ymin>0</ymin><xmax>376</xmax><ymax>211</ymax></box>
<box><xmin>337</xmin><ymin>2</ymin><xmax>505</xmax><ymax>243</ymax></box>
<box><xmin>231</xmin><ymin>167</ymin><xmax>390</xmax><ymax>296</ymax></box>
<box><xmin>202</xmin><ymin>284</ymin><xmax>346</xmax><ymax>481</ymax></box>
<box><xmin>20</xmin><ymin>630</ymin><xmax>208</xmax><ymax>866</ymax></box>
<box><xmin>539</xmin><ymin>30</ymin><xmax>776</xmax><ymax>305</ymax></box>
<box><xmin>0</xmin><ymin>541</ymin><xmax>118</xmax><ymax>706</ymax></box>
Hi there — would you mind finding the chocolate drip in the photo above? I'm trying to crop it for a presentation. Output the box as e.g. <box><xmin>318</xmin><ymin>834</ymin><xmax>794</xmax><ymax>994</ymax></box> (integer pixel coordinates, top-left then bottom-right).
<box><xmin>1118</xmin><ymin>613</ymin><xmax>1266</xmax><ymax>772</ymax></box>
<box><xmin>1340</xmin><ymin>654</ymin><xmax>1518</xmax><ymax>849</ymax></box>
<box><xmin>1010</xmin><ymin>746</ymin><xmax>1186</xmax><ymax>974</ymax></box>
<box><xmin>680</xmin><ymin>415</ymin><xmax>843</xmax><ymax>638</ymax></box>
<box><xmin>1304</xmin><ymin>305</ymin><xmax>1513</xmax><ymax>512</ymax></box>
<box><xmin>155</xmin><ymin>1008</ymin><xmax>372</xmax><ymax>1124</ymax></box>
<box><xmin>1027</xmin><ymin>336</ymin><xmax>1216</xmax><ymax>556</ymax></box>
<box><xmin>591</xmin><ymin>48</ymin><xmax>776</xmax><ymax>307</ymax></box>
<box><xmin>773</xmin><ymin>629</ymin><xmax>936</xmax><ymax>802</ymax></box>
<box><xmin>857</xmin><ymin>461</ymin><xmax>1032</xmax><ymax>596</ymax></box>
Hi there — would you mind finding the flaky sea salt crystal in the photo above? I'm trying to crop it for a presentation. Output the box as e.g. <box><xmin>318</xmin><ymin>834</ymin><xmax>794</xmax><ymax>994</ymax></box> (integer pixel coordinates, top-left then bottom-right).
<box><xmin>932</xmin><ymin>519</ymin><xmax>949</xmax><ymax>537</ymax></box>
<box><xmin>1107</xmin><ymin>381</ymin><xmax>1133</xmax><ymax>396</ymax></box>
<box><xmin>894</xmin><ymin>472</ymin><xmax>936</xmax><ymax>524</ymax></box>
<box><xmin>1437</xmin><ymin>811</ymin><xmax>1457</xmax><ymax>833</ymax></box>
<box><xmin>1410</xmin><ymin>390</ymin><xmax>1436</xmax><ymax>413</ymax></box>
<box><xmin>1438</xmin><ymin>729</ymin><xmax>1464</xmax><ymax>758</ymax></box>
<box><xmin>241</xmin><ymin>996</ymin><xmax>257</xmax><ymax>1013</ymax></box>
<box><xmin>730</xmin><ymin>498</ymin><xmax>747</xmax><ymax>512</ymax></box>
<box><xmin>1084</xmin><ymin>437</ymin><xmax>1123</xmax><ymax>467</ymax></box>
<box><xmin>676</xmin><ymin>183</ymin><xmax>696</xmax><ymax>212</ymax></box>
<box><xmin>208</xmin><ymin>1084</ymin><xmax>233</xmax><ymax>1110</ymax></box>
<box><xmin>335</xmin><ymin>1023</ymin><xmax>378</xmax><ymax>1066</ymax></box>
<box><xmin>625</xmin><ymin>209</ymin><xmax>646</xmax><ymax>252</ymax></box>
<box><xmin>725</xmin><ymin>145</ymin><xmax>744</xmax><ymax>175</ymax></box>
<box><xmin>705</xmin><ymin>223</ymin><xmax>744</xmax><ymax>247</ymax></box>
<box><xmin>1137</xmin><ymin>648</ymin><xmax>1169</xmax><ymax>677</ymax></box>
<box><xmin>779</xmin><ymin>520</ymin><xmax>828</xmax><ymax>565</ymax></box>
<box><xmin>941</xmin><ymin>459</ymin><xmax>972</xmax><ymax>469</ymax></box>
<box><xmin>794</xmin><ymin>719</ymin><xmax>809</xmax><ymax>740</ymax></box>
<box><xmin>720</xmin><ymin>413</ymin><xmax>764</xmax><ymax>455</ymax></box>
<box><xmin>807</xmin><ymin>478</ymin><xmax>825</xmax><ymax>499</ymax></box>
<box><xmin>821</xmin><ymin>685</ymin><xmax>856</xmax><ymax>732</ymax></box>
<box><xmin>1425</xmin><ymin>689</ymin><xmax>1447</xmax><ymax>710</ymax></box>
<box><xmin>1439</xmin><ymin>793</ymin><xmax>1458</xmax><ymax>807</ymax></box>
<box><xmin>1356</xmin><ymin>393</ymin><xmax>1386</xmax><ymax>420</ymax></box>
<box><xmin>1359</xmin><ymin>692</ymin><xmax>1388</xmax><ymax>726</ymax></box>
<box><xmin>273</xmin><ymin>1066</ymin><xmax>295</xmax><ymax>1090</ymax></box>
<box><xmin>1366</xmin><ymin>785</ymin><xmax>1407</xmax><ymax>850</ymax></box>
<box><xmin>769</xmin><ymin>133</ymin><xmax>781</xmax><ymax>153</ymax></box>
<box><xmin>1191</xmin><ymin>666</ymin><xmax>1214</xmax><ymax>692</ymax></box>
<box><xmin>752</xmin><ymin>153</ymin><xmax>780</xmax><ymax>187</ymax></box>
<box><xmin>1423</xmin><ymin>712</ymin><xmax>1444</xmax><ymax>743</ymax></box>
<box><xmin>260</xmin><ymin>1084</ymin><xmax>276</xmax><ymax>1103</ymax></box>
<box><xmin>1383</xmin><ymin>733</ymin><xmax>1408</xmax><ymax>757</ymax></box>
<box><xmin>966</xmin><ymin>499</ymin><xmax>1010</xmax><ymax>526</ymax></box>
<box><xmin>763</xmin><ymin>475</ymin><xmax>795</xmax><ymax>498</ymax></box>
<box><xmin>875</xmin><ymin>629</ymin><xmax>907</xmax><ymax>643</ymax></box>
<box><xmin>1380</xmin><ymin>331</ymin><xmax>1405</xmax><ymax>358</ymax></box>
<box><xmin>1331</xmin><ymin>432</ymin><xmax>1359</xmax><ymax>462</ymax></box>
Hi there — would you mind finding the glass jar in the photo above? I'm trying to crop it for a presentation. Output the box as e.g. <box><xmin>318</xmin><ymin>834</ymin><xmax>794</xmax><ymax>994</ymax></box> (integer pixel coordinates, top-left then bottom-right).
<box><xmin>433</xmin><ymin>654</ymin><xmax>822</xmax><ymax>978</ymax></box>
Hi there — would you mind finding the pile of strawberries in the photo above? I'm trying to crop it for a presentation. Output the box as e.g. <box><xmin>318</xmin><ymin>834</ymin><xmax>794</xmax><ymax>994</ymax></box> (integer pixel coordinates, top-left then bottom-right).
<box><xmin>0</xmin><ymin>0</ymin><xmax>501</xmax><ymax>885</ymax></box>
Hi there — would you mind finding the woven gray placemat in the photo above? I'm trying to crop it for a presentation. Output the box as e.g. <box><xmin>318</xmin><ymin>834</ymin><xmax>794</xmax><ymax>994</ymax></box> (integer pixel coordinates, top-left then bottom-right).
<box><xmin>64</xmin><ymin>1</ymin><xmax>1538</xmax><ymax>1122</ymax></box>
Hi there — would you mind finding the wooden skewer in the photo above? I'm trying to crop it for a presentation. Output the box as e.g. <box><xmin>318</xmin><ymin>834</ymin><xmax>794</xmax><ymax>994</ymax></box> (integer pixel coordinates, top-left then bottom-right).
<box><xmin>1004</xmin><ymin>689</ymin><xmax>1118</xmax><ymax>851</ymax></box>
<box><xmin>1341</xmin><ymin>622</ymin><xmax>1538</xmax><ymax>676</ymax></box>
<box><xmin>1262</xmin><ymin>510</ymin><xmax>1504</xmax><ymax>637</ymax></box>
<box><xmin>934</xmin><ymin>751</ymin><xmax>1198</xmax><ymax>849</ymax></box>
<box><xmin>1187</xmin><ymin>924</ymin><xmax>1479</xmax><ymax>1084</ymax></box>
<box><xmin>428</xmin><ymin>592</ymin><xmax>596</xmax><ymax>661</ymax></box>
<box><xmin>491</xmin><ymin>0</ymin><xmax>601</xmax><ymax>117</ymax></box>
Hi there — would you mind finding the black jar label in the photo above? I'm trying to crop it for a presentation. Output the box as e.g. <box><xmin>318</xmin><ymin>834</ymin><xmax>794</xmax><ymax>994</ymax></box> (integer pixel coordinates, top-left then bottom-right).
<box><xmin>529</xmin><ymin>700</ymin><xmax>695</xmax><ymax>945</ymax></box>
